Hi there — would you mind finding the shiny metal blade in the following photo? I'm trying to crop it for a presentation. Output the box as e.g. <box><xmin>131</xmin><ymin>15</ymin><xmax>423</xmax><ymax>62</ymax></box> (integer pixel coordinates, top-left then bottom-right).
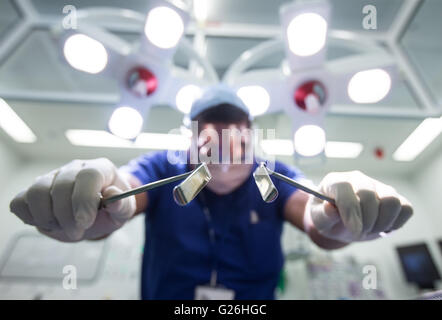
<box><xmin>173</xmin><ymin>163</ymin><xmax>212</xmax><ymax>206</ymax></box>
<box><xmin>253</xmin><ymin>162</ymin><xmax>279</xmax><ymax>203</ymax></box>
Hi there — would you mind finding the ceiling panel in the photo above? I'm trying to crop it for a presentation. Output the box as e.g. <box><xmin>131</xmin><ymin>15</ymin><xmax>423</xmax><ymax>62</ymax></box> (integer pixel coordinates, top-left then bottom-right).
<box><xmin>0</xmin><ymin>28</ymin><xmax>418</xmax><ymax>110</ymax></box>
<box><xmin>28</xmin><ymin>0</ymin><xmax>405</xmax><ymax>32</ymax></box>
<box><xmin>0</xmin><ymin>0</ymin><xmax>438</xmax><ymax>178</ymax></box>
<box><xmin>0</xmin><ymin>26</ymin><xmax>196</xmax><ymax>94</ymax></box>
<box><xmin>402</xmin><ymin>0</ymin><xmax>442</xmax><ymax>106</ymax></box>
<box><xmin>0</xmin><ymin>99</ymin><xmax>185</xmax><ymax>165</ymax></box>
<box><xmin>328</xmin><ymin>0</ymin><xmax>403</xmax><ymax>31</ymax></box>
<box><xmin>0</xmin><ymin>29</ymin><xmax>118</xmax><ymax>94</ymax></box>
<box><xmin>207</xmin><ymin>0</ymin><xmax>290</xmax><ymax>25</ymax></box>
<box><xmin>376</xmin><ymin>78</ymin><xmax>418</xmax><ymax>108</ymax></box>
<box><xmin>0</xmin><ymin>0</ymin><xmax>21</xmax><ymax>41</ymax></box>
<box><xmin>1</xmin><ymin>98</ymin><xmax>436</xmax><ymax>177</ymax></box>
<box><xmin>205</xmin><ymin>37</ymin><xmax>270</xmax><ymax>77</ymax></box>
<box><xmin>204</xmin><ymin>35</ymin><xmax>359</xmax><ymax>78</ymax></box>
<box><xmin>31</xmin><ymin>0</ymin><xmax>151</xmax><ymax>15</ymax></box>
<box><xmin>207</xmin><ymin>0</ymin><xmax>403</xmax><ymax>31</ymax></box>
<box><xmin>115</xmin><ymin>31</ymin><xmax>194</xmax><ymax>70</ymax></box>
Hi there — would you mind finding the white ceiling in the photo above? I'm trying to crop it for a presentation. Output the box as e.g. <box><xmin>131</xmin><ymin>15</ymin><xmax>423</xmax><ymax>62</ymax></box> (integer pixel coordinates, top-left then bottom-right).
<box><xmin>0</xmin><ymin>0</ymin><xmax>441</xmax><ymax>179</ymax></box>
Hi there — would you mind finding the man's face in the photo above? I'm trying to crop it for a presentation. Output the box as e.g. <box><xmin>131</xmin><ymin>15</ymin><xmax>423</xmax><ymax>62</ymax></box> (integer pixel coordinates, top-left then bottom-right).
<box><xmin>196</xmin><ymin>121</ymin><xmax>252</xmax><ymax>164</ymax></box>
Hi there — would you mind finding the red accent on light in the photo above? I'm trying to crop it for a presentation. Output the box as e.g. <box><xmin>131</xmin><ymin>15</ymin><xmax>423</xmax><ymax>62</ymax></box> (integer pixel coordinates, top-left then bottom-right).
<box><xmin>294</xmin><ymin>80</ymin><xmax>327</xmax><ymax>112</ymax></box>
<box><xmin>127</xmin><ymin>67</ymin><xmax>158</xmax><ymax>97</ymax></box>
<box><xmin>374</xmin><ymin>147</ymin><xmax>384</xmax><ymax>159</ymax></box>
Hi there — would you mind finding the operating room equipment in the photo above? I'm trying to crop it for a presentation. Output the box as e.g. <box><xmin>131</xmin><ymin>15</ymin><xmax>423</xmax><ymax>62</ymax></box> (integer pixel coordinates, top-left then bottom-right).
<box><xmin>253</xmin><ymin>162</ymin><xmax>336</xmax><ymax>206</ymax></box>
<box><xmin>100</xmin><ymin>162</ymin><xmax>211</xmax><ymax>208</ymax></box>
<box><xmin>54</xmin><ymin>0</ymin><xmax>399</xmax><ymax>160</ymax></box>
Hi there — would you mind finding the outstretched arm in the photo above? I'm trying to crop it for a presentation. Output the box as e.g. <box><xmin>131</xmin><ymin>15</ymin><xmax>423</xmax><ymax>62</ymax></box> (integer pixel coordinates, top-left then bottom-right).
<box><xmin>283</xmin><ymin>171</ymin><xmax>413</xmax><ymax>250</ymax></box>
<box><xmin>9</xmin><ymin>158</ymin><xmax>146</xmax><ymax>243</ymax></box>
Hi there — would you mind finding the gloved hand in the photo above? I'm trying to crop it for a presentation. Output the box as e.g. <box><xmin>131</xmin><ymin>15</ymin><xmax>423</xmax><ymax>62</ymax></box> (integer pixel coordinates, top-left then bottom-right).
<box><xmin>9</xmin><ymin>158</ymin><xmax>136</xmax><ymax>242</ymax></box>
<box><xmin>305</xmin><ymin>171</ymin><xmax>413</xmax><ymax>243</ymax></box>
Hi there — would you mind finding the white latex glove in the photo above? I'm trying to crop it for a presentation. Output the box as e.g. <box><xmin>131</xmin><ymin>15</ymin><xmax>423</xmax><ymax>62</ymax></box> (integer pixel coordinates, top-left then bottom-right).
<box><xmin>9</xmin><ymin>158</ymin><xmax>136</xmax><ymax>242</ymax></box>
<box><xmin>305</xmin><ymin>171</ymin><xmax>413</xmax><ymax>243</ymax></box>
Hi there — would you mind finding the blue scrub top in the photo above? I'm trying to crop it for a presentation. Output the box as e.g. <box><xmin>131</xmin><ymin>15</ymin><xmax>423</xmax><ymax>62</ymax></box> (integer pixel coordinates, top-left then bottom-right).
<box><xmin>122</xmin><ymin>151</ymin><xmax>303</xmax><ymax>300</ymax></box>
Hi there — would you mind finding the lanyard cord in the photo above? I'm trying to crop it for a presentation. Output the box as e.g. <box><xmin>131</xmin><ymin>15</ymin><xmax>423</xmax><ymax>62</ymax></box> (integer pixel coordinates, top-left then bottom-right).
<box><xmin>198</xmin><ymin>191</ymin><xmax>234</xmax><ymax>287</ymax></box>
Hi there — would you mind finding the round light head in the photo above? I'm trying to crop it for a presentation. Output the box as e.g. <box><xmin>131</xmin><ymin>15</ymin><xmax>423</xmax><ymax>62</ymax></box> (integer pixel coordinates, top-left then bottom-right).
<box><xmin>127</xmin><ymin>67</ymin><xmax>158</xmax><ymax>98</ymax></box>
<box><xmin>348</xmin><ymin>69</ymin><xmax>392</xmax><ymax>103</ymax></box>
<box><xmin>144</xmin><ymin>6</ymin><xmax>184</xmax><ymax>49</ymax></box>
<box><xmin>176</xmin><ymin>85</ymin><xmax>203</xmax><ymax>114</ymax></box>
<box><xmin>287</xmin><ymin>13</ymin><xmax>327</xmax><ymax>57</ymax></box>
<box><xmin>108</xmin><ymin>106</ymin><xmax>143</xmax><ymax>140</ymax></box>
<box><xmin>63</xmin><ymin>34</ymin><xmax>108</xmax><ymax>74</ymax></box>
<box><xmin>294</xmin><ymin>125</ymin><xmax>326</xmax><ymax>157</ymax></box>
<box><xmin>237</xmin><ymin>85</ymin><xmax>270</xmax><ymax>116</ymax></box>
<box><xmin>294</xmin><ymin>80</ymin><xmax>326</xmax><ymax>114</ymax></box>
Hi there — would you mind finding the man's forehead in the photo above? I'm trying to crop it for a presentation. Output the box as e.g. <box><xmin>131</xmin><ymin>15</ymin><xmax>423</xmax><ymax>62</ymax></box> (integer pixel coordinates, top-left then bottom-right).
<box><xmin>199</xmin><ymin>122</ymin><xmax>249</xmax><ymax>130</ymax></box>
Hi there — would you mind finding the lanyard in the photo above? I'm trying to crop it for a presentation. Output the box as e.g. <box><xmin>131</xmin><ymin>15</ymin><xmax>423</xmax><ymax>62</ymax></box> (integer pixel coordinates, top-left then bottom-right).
<box><xmin>198</xmin><ymin>191</ymin><xmax>235</xmax><ymax>287</ymax></box>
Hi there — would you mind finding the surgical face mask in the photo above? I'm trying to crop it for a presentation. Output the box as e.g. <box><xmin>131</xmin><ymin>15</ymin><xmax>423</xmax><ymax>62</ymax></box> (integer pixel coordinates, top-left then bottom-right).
<box><xmin>205</xmin><ymin>163</ymin><xmax>253</xmax><ymax>195</ymax></box>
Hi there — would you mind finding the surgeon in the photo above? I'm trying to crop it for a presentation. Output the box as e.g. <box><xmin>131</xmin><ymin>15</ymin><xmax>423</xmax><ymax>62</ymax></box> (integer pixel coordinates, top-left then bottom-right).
<box><xmin>9</xmin><ymin>84</ymin><xmax>413</xmax><ymax>300</ymax></box>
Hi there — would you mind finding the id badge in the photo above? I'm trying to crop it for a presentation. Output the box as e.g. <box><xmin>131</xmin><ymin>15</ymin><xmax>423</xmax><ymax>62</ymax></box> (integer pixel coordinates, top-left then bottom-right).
<box><xmin>194</xmin><ymin>285</ymin><xmax>235</xmax><ymax>300</ymax></box>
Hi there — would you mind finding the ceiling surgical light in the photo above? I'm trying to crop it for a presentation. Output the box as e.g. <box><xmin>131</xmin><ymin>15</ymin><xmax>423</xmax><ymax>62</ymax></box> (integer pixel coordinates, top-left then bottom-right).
<box><xmin>0</xmin><ymin>98</ymin><xmax>37</xmax><ymax>143</ymax></box>
<box><xmin>144</xmin><ymin>6</ymin><xmax>184</xmax><ymax>49</ymax></box>
<box><xmin>66</xmin><ymin>130</ymin><xmax>132</xmax><ymax>148</ymax></box>
<box><xmin>127</xmin><ymin>67</ymin><xmax>158</xmax><ymax>98</ymax></box>
<box><xmin>193</xmin><ymin>0</ymin><xmax>208</xmax><ymax>22</ymax></box>
<box><xmin>286</xmin><ymin>13</ymin><xmax>327</xmax><ymax>57</ymax></box>
<box><xmin>63</xmin><ymin>34</ymin><xmax>108</xmax><ymax>74</ymax></box>
<box><xmin>393</xmin><ymin>117</ymin><xmax>442</xmax><ymax>162</ymax></box>
<box><xmin>136</xmin><ymin>132</ymin><xmax>190</xmax><ymax>150</ymax></box>
<box><xmin>237</xmin><ymin>85</ymin><xmax>270</xmax><ymax>116</ymax></box>
<box><xmin>294</xmin><ymin>80</ymin><xmax>327</xmax><ymax>114</ymax></box>
<box><xmin>348</xmin><ymin>68</ymin><xmax>392</xmax><ymax>103</ymax></box>
<box><xmin>260</xmin><ymin>139</ymin><xmax>294</xmax><ymax>156</ymax></box>
<box><xmin>66</xmin><ymin>129</ymin><xmax>190</xmax><ymax>150</ymax></box>
<box><xmin>294</xmin><ymin>124</ymin><xmax>326</xmax><ymax>157</ymax></box>
<box><xmin>260</xmin><ymin>139</ymin><xmax>363</xmax><ymax>159</ymax></box>
<box><xmin>325</xmin><ymin>141</ymin><xmax>363</xmax><ymax>159</ymax></box>
<box><xmin>108</xmin><ymin>106</ymin><xmax>144</xmax><ymax>140</ymax></box>
<box><xmin>176</xmin><ymin>85</ymin><xmax>203</xmax><ymax>114</ymax></box>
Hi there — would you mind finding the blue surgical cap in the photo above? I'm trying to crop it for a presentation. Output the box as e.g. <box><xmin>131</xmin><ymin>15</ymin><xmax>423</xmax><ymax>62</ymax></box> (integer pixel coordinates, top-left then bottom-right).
<box><xmin>189</xmin><ymin>83</ymin><xmax>251</xmax><ymax>121</ymax></box>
